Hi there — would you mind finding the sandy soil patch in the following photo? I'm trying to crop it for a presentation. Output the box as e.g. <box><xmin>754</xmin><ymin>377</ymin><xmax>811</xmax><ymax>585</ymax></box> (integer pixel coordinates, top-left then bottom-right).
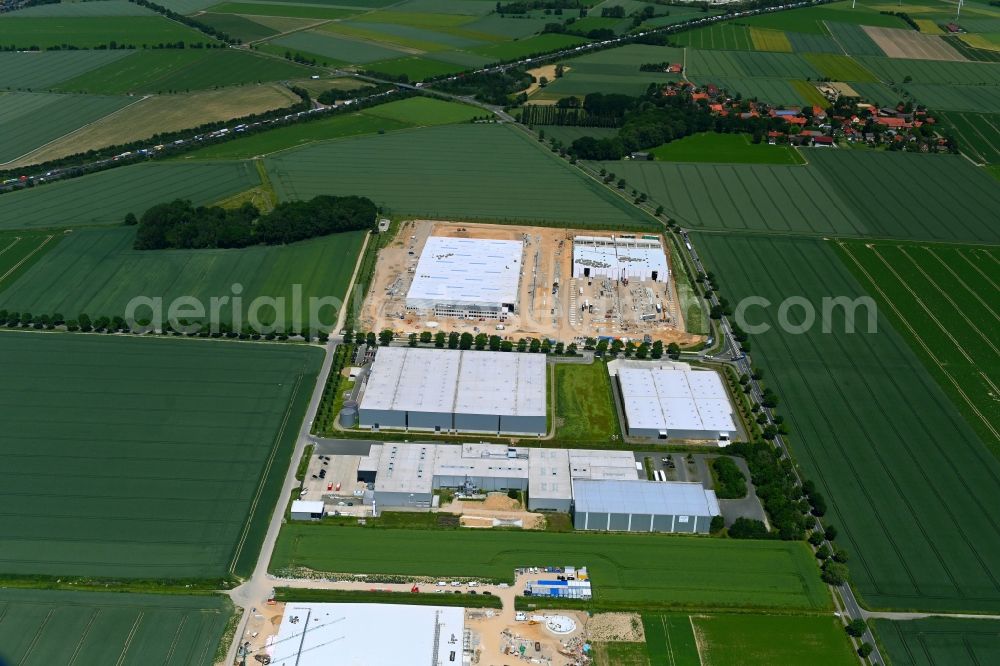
<box><xmin>864</xmin><ymin>26</ymin><xmax>967</xmax><ymax>61</ymax></box>
<box><xmin>587</xmin><ymin>613</ymin><xmax>645</xmax><ymax>642</ymax></box>
<box><xmin>522</xmin><ymin>64</ymin><xmax>567</xmax><ymax>97</ymax></box>
<box><xmin>361</xmin><ymin>219</ymin><xmax>702</xmax><ymax>345</ymax></box>
<box><xmin>7</xmin><ymin>84</ymin><xmax>299</xmax><ymax>168</ymax></box>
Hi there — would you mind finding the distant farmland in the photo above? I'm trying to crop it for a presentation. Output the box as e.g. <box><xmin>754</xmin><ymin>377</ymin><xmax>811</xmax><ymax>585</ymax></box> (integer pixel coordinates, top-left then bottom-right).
<box><xmin>267</xmin><ymin>124</ymin><xmax>652</xmax><ymax>228</ymax></box>
<box><xmin>271</xmin><ymin>526</ymin><xmax>831</xmax><ymax>611</ymax></box>
<box><xmin>0</xmin><ymin>50</ymin><xmax>134</xmax><ymax>90</ymax></box>
<box><xmin>0</xmin><ymin>588</ymin><xmax>231</xmax><ymax>666</ymax></box>
<box><xmin>0</xmin><ymin>226</ymin><xmax>366</xmax><ymax>329</ymax></box>
<box><xmin>0</xmin><ymin>16</ymin><xmax>209</xmax><ymax>48</ymax></box>
<box><xmin>0</xmin><ymin>161</ymin><xmax>259</xmax><ymax>231</ymax></box>
<box><xmin>694</xmin><ymin>233</ymin><xmax>1000</xmax><ymax>612</ymax></box>
<box><xmin>0</xmin><ymin>333</ymin><xmax>321</xmax><ymax>578</ymax></box>
<box><xmin>835</xmin><ymin>240</ymin><xmax>1000</xmax><ymax>455</ymax></box>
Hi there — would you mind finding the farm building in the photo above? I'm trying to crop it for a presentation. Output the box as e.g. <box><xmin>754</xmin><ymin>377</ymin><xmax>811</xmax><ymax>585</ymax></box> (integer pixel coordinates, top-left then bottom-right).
<box><xmin>572</xmin><ymin>479</ymin><xmax>720</xmax><ymax>533</ymax></box>
<box><xmin>270</xmin><ymin>603</ymin><xmax>466</xmax><ymax>666</ymax></box>
<box><xmin>358</xmin><ymin>347</ymin><xmax>546</xmax><ymax>435</ymax></box>
<box><xmin>405</xmin><ymin>235</ymin><xmax>524</xmax><ymax>320</ymax></box>
<box><xmin>289</xmin><ymin>500</ymin><xmax>324</xmax><ymax>521</ymax></box>
<box><xmin>616</xmin><ymin>366</ymin><xmax>736</xmax><ymax>440</ymax></box>
<box><xmin>572</xmin><ymin>235</ymin><xmax>669</xmax><ymax>282</ymax></box>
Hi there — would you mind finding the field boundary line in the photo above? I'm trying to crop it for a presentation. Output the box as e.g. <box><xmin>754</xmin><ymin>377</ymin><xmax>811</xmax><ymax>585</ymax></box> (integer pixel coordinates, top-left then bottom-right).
<box><xmin>688</xmin><ymin>615</ymin><xmax>705</xmax><ymax>665</ymax></box>
<box><xmin>114</xmin><ymin>610</ymin><xmax>145</xmax><ymax>666</ymax></box>
<box><xmin>0</xmin><ymin>95</ymin><xmax>151</xmax><ymax>169</ymax></box>
<box><xmin>0</xmin><ymin>234</ymin><xmax>53</xmax><ymax>285</ymax></box>
<box><xmin>18</xmin><ymin>608</ymin><xmax>54</xmax><ymax>665</ymax></box>
<box><xmin>955</xmin><ymin>248</ymin><xmax>999</xmax><ymax>292</ymax></box>
<box><xmin>163</xmin><ymin>612</ymin><xmax>188</xmax><ymax>663</ymax></box>
<box><xmin>229</xmin><ymin>372</ymin><xmax>304</xmax><ymax>575</ymax></box>
<box><xmin>896</xmin><ymin>246</ymin><xmax>1000</xmax><ymax>355</ymax></box>
<box><xmin>838</xmin><ymin>243</ymin><xmax>999</xmax><ymax>443</ymax></box>
<box><xmin>245</xmin><ymin>18</ymin><xmax>333</xmax><ymax>45</ymax></box>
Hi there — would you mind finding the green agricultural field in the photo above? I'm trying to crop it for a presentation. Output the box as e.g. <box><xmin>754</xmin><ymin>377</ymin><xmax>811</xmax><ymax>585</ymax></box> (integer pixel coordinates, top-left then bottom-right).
<box><xmin>2</xmin><ymin>0</ymin><xmax>153</xmax><ymax>16</ymax></box>
<box><xmin>824</xmin><ymin>21</ymin><xmax>886</xmax><ymax>55</ymax></box>
<box><xmin>55</xmin><ymin>48</ymin><xmax>313</xmax><ymax>94</ymax></box>
<box><xmin>835</xmin><ymin>240</ymin><xmax>1000</xmax><ymax>454</ymax></box>
<box><xmin>0</xmin><ymin>230</ymin><xmax>60</xmax><ymax>289</ymax></box>
<box><xmin>185</xmin><ymin>97</ymin><xmax>479</xmax><ymax>159</ymax></box>
<box><xmin>692</xmin><ymin>76</ymin><xmax>822</xmax><ymax>106</ymax></box>
<box><xmin>209</xmin><ymin>1</ymin><xmax>360</xmax><ymax>20</ymax></box>
<box><xmin>803</xmin><ymin>52</ymin><xmax>878</xmax><ymax>81</ymax></box>
<box><xmin>592</xmin><ymin>642</ymin><xmax>650</xmax><ymax>666</ymax></box>
<box><xmin>808</xmin><ymin>150</ymin><xmax>1000</xmax><ymax>243</ymax></box>
<box><xmin>463</xmin><ymin>13</ymin><xmax>553</xmax><ymax>39</ymax></box>
<box><xmin>0</xmin><ymin>92</ymin><xmax>133</xmax><ymax>163</ymax></box>
<box><xmin>269</xmin><ymin>29</ymin><xmax>408</xmax><ymax>64</ymax></box>
<box><xmin>364</xmin><ymin>55</ymin><xmax>468</xmax><ymax>79</ymax></box>
<box><xmin>535</xmin><ymin>125</ymin><xmax>618</xmax><ymax>145</ymax></box>
<box><xmin>0</xmin><ymin>226</ymin><xmax>365</xmax><ymax>329</ymax></box>
<box><xmin>691</xmin><ymin>614</ymin><xmax>856</xmax><ymax>666</ymax></box>
<box><xmin>739</xmin><ymin>2</ymin><xmax>908</xmax><ymax>33</ymax></box>
<box><xmin>904</xmin><ymin>82</ymin><xmax>1000</xmax><ymax>112</ymax></box>
<box><xmin>554</xmin><ymin>360</ymin><xmax>621</xmax><ymax>444</ymax></box>
<box><xmin>670</xmin><ymin>24</ymin><xmax>753</xmax><ymax>50</ymax></box>
<box><xmin>0</xmin><ymin>50</ymin><xmax>135</xmax><ymax>90</ymax></box>
<box><xmin>601</xmin><ymin>160</ymin><xmax>867</xmax><ymax>236</ymax></box>
<box><xmin>472</xmin><ymin>33</ymin><xmax>588</xmax><ymax>61</ymax></box>
<box><xmin>939</xmin><ymin>111</ymin><xmax>1000</xmax><ymax>162</ymax></box>
<box><xmin>857</xmin><ymin>55</ymin><xmax>1000</xmax><ymax>84</ymax></box>
<box><xmin>650</xmin><ymin>133</ymin><xmax>804</xmax><ymax>165</ymax></box>
<box><xmin>0</xmin><ymin>161</ymin><xmax>259</xmax><ymax>230</ymax></box>
<box><xmin>786</xmin><ymin>29</ymin><xmax>843</xmax><ymax>53</ymax></box>
<box><xmin>0</xmin><ymin>16</ymin><xmax>209</xmax><ymax>48</ymax></box>
<box><xmin>196</xmin><ymin>12</ymin><xmax>279</xmax><ymax>41</ymax></box>
<box><xmin>874</xmin><ymin>617</ymin><xmax>1000</xmax><ymax>665</ymax></box>
<box><xmin>693</xmin><ymin>233</ymin><xmax>1000</xmax><ymax>612</ymax></box>
<box><xmin>642</xmin><ymin>614</ymin><xmax>700</xmax><ymax>666</ymax></box>
<box><xmin>750</xmin><ymin>26</ymin><xmax>793</xmax><ymax>51</ymax></box>
<box><xmin>0</xmin><ymin>588</ymin><xmax>231</xmax><ymax>666</ymax></box>
<box><xmin>534</xmin><ymin>44</ymin><xmax>684</xmax><ymax>99</ymax></box>
<box><xmin>687</xmin><ymin>49</ymin><xmax>822</xmax><ymax>79</ymax></box>
<box><xmin>0</xmin><ymin>333</ymin><xmax>321</xmax><ymax>578</ymax></box>
<box><xmin>345</xmin><ymin>18</ymin><xmax>487</xmax><ymax>49</ymax></box>
<box><xmin>266</xmin><ymin>124</ymin><xmax>652</xmax><ymax>228</ymax></box>
<box><xmin>271</xmin><ymin>526</ymin><xmax>831</xmax><ymax>611</ymax></box>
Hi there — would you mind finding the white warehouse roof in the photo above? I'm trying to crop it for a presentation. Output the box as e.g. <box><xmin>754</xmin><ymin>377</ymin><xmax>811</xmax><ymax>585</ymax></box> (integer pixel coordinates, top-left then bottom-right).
<box><xmin>618</xmin><ymin>367</ymin><xmax>736</xmax><ymax>436</ymax></box>
<box><xmin>573</xmin><ymin>479</ymin><xmax>720</xmax><ymax>517</ymax></box>
<box><xmin>406</xmin><ymin>236</ymin><xmax>523</xmax><ymax>309</ymax></box>
<box><xmin>360</xmin><ymin>347</ymin><xmax>545</xmax><ymax>418</ymax></box>
<box><xmin>290</xmin><ymin>500</ymin><xmax>324</xmax><ymax>515</ymax></box>
<box><xmin>573</xmin><ymin>235</ymin><xmax>668</xmax><ymax>282</ymax></box>
<box><xmin>271</xmin><ymin>603</ymin><xmax>465</xmax><ymax>666</ymax></box>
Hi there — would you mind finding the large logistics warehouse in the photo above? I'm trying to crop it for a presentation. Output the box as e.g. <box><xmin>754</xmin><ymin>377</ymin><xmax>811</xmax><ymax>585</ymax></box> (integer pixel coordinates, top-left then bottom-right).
<box><xmin>358</xmin><ymin>347</ymin><xmax>546</xmax><ymax>435</ymax></box>
<box><xmin>572</xmin><ymin>479</ymin><xmax>720</xmax><ymax>533</ymax></box>
<box><xmin>405</xmin><ymin>236</ymin><xmax>524</xmax><ymax>320</ymax></box>
<box><xmin>617</xmin><ymin>366</ymin><xmax>736</xmax><ymax>440</ymax></box>
<box><xmin>572</xmin><ymin>235</ymin><xmax>669</xmax><ymax>282</ymax></box>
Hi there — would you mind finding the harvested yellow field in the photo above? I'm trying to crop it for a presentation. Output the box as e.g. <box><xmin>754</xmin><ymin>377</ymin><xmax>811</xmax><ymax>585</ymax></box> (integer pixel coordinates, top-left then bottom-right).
<box><xmin>914</xmin><ymin>19</ymin><xmax>944</xmax><ymax>35</ymax></box>
<box><xmin>7</xmin><ymin>84</ymin><xmax>299</xmax><ymax>168</ymax></box>
<box><xmin>749</xmin><ymin>27</ymin><xmax>792</xmax><ymax>52</ymax></box>
<box><xmin>863</xmin><ymin>25</ymin><xmax>967</xmax><ymax>60</ymax></box>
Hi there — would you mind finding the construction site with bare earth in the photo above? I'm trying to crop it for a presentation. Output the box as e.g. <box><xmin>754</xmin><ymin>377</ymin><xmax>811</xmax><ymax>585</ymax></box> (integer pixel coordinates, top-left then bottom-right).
<box><xmin>359</xmin><ymin>220</ymin><xmax>702</xmax><ymax>346</ymax></box>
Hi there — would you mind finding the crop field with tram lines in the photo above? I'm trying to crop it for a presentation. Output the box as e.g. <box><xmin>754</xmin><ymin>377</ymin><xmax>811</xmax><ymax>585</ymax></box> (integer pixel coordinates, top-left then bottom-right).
<box><xmin>0</xmin><ymin>161</ymin><xmax>259</xmax><ymax>231</ymax></box>
<box><xmin>0</xmin><ymin>333</ymin><xmax>321</xmax><ymax>579</ymax></box>
<box><xmin>937</xmin><ymin>111</ymin><xmax>1000</xmax><ymax>162</ymax></box>
<box><xmin>266</xmin><ymin>124</ymin><xmax>654</xmax><ymax>228</ymax></box>
<box><xmin>0</xmin><ymin>588</ymin><xmax>231</xmax><ymax>666</ymax></box>
<box><xmin>874</xmin><ymin>617</ymin><xmax>1000</xmax><ymax>665</ymax></box>
<box><xmin>693</xmin><ymin>233</ymin><xmax>1000</xmax><ymax>612</ymax></box>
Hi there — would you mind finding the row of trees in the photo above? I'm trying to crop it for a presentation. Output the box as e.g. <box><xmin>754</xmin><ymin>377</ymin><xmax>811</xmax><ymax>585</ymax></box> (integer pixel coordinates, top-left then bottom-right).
<box><xmin>132</xmin><ymin>195</ymin><xmax>378</xmax><ymax>250</ymax></box>
<box><xmin>129</xmin><ymin>0</ymin><xmax>240</xmax><ymax>45</ymax></box>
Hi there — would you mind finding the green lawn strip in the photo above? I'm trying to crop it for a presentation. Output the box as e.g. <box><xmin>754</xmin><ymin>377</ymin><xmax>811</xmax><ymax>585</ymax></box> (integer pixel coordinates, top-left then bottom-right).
<box><xmin>0</xmin><ymin>588</ymin><xmax>232</xmax><ymax>666</ymax></box>
<box><xmin>690</xmin><ymin>614</ymin><xmax>856</xmax><ymax>666</ymax></box>
<box><xmin>273</xmin><ymin>587</ymin><xmax>503</xmax><ymax>608</ymax></box>
<box><xmin>649</xmin><ymin>132</ymin><xmax>804</xmax><ymax>165</ymax></box>
<box><xmin>271</xmin><ymin>526</ymin><xmax>831</xmax><ymax>611</ymax></box>
<box><xmin>553</xmin><ymin>360</ymin><xmax>622</xmax><ymax>443</ymax></box>
<box><xmin>0</xmin><ymin>333</ymin><xmax>323</xmax><ymax>579</ymax></box>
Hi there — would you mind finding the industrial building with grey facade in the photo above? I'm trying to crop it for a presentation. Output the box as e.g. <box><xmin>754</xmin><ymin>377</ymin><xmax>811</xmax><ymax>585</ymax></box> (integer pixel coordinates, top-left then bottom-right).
<box><xmin>357</xmin><ymin>347</ymin><xmax>546</xmax><ymax>436</ymax></box>
<box><xmin>354</xmin><ymin>442</ymin><xmax>719</xmax><ymax>533</ymax></box>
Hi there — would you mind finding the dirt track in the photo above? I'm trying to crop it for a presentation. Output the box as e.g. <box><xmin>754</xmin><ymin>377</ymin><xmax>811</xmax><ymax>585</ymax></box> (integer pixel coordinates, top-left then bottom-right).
<box><xmin>360</xmin><ymin>219</ymin><xmax>703</xmax><ymax>345</ymax></box>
